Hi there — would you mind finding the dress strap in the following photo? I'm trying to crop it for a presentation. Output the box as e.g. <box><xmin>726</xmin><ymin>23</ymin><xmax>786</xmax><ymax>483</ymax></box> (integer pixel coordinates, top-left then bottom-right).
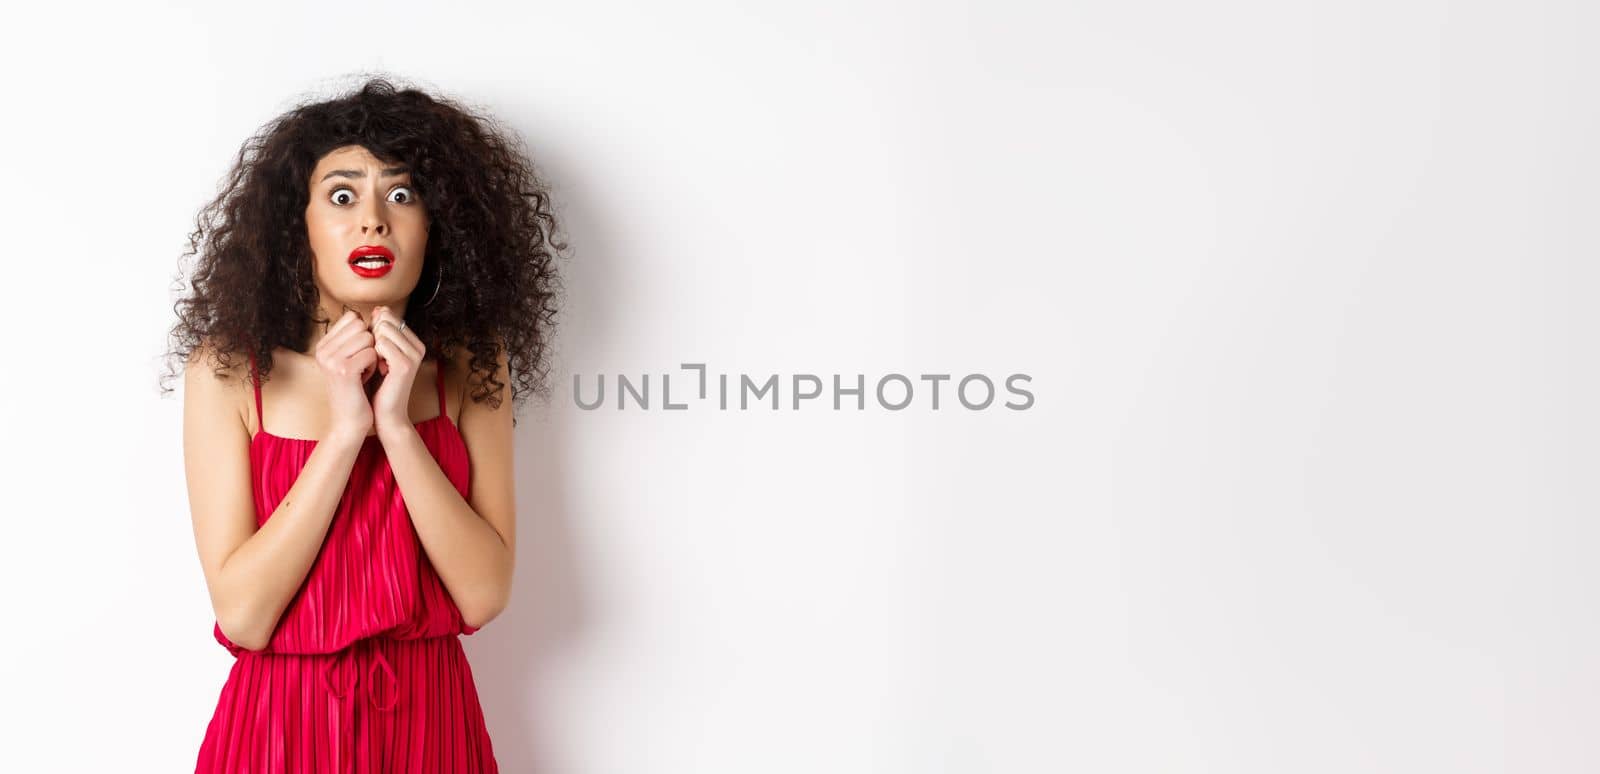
<box><xmin>435</xmin><ymin>356</ymin><xmax>447</xmax><ymax>421</ymax></box>
<box><xmin>248</xmin><ymin>350</ymin><xmax>264</xmax><ymax>434</ymax></box>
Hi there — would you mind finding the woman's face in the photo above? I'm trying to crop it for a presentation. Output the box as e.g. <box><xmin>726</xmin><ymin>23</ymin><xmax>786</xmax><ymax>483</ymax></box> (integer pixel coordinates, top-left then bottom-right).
<box><xmin>304</xmin><ymin>144</ymin><xmax>430</xmax><ymax>309</ymax></box>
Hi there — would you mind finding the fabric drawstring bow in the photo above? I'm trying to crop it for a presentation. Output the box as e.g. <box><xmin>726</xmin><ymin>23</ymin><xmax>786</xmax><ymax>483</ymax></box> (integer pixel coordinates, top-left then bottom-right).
<box><xmin>321</xmin><ymin>639</ymin><xmax>400</xmax><ymax>712</ymax></box>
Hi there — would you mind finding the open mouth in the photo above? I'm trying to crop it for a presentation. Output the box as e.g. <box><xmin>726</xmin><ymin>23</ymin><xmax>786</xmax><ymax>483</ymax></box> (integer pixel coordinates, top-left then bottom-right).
<box><xmin>348</xmin><ymin>245</ymin><xmax>395</xmax><ymax>277</ymax></box>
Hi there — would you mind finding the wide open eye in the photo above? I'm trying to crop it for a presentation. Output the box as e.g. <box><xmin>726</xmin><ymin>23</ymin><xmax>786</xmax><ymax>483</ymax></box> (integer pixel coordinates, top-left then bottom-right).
<box><xmin>389</xmin><ymin>186</ymin><xmax>416</xmax><ymax>204</ymax></box>
<box><xmin>330</xmin><ymin>187</ymin><xmax>355</xmax><ymax>205</ymax></box>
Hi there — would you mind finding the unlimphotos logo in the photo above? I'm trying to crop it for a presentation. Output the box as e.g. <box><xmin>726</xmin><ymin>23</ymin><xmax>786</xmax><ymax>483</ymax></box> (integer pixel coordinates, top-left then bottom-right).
<box><xmin>574</xmin><ymin>364</ymin><xmax>1034</xmax><ymax>411</ymax></box>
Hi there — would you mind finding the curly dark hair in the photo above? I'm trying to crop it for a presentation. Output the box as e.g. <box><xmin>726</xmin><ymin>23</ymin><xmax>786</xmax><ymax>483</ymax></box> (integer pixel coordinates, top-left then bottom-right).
<box><xmin>161</xmin><ymin>74</ymin><xmax>566</xmax><ymax>423</ymax></box>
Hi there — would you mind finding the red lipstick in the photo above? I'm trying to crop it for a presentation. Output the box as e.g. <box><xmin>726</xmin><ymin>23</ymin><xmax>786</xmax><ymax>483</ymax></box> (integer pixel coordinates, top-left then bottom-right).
<box><xmin>348</xmin><ymin>245</ymin><xmax>395</xmax><ymax>278</ymax></box>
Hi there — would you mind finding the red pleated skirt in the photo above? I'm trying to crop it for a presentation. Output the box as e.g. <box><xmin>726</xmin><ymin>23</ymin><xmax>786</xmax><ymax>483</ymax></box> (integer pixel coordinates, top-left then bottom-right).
<box><xmin>195</xmin><ymin>636</ymin><xmax>497</xmax><ymax>773</ymax></box>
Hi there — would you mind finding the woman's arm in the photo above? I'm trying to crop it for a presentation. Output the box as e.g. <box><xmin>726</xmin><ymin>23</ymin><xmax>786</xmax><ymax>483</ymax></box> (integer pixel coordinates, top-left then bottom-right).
<box><xmin>183</xmin><ymin>344</ymin><xmax>367</xmax><ymax>651</ymax></box>
<box><xmin>380</xmin><ymin>349</ymin><xmax>516</xmax><ymax>629</ymax></box>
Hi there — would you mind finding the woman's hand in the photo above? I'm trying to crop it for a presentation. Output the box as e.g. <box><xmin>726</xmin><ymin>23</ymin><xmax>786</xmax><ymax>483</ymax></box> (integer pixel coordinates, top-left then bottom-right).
<box><xmin>371</xmin><ymin>305</ymin><xmax>427</xmax><ymax>437</ymax></box>
<box><xmin>313</xmin><ymin>308</ymin><xmax>379</xmax><ymax>444</ymax></box>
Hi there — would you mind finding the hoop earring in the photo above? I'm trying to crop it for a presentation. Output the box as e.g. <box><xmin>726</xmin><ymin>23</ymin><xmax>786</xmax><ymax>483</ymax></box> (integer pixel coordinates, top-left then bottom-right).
<box><xmin>422</xmin><ymin>261</ymin><xmax>443</xmax><ymax>307</ymax></box>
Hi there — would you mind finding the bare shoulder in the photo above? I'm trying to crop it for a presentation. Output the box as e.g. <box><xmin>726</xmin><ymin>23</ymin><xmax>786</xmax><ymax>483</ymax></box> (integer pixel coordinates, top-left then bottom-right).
<box><xmin>448</xmin><ymin>346</ymin><xmax>512</xmax><ymax>421</ymax></box>
<box><xmin>184</xmin><ymin>339</ymin><xmax>251</xmax><ymax>433</ymax></box>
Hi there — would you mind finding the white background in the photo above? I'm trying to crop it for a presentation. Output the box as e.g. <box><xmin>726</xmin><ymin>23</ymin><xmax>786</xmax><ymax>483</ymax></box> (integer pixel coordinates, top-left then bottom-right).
<box><xmin>1</xmin><ymin>1</ymin><xmax>1595</xmax><ymax>771</ymax></box>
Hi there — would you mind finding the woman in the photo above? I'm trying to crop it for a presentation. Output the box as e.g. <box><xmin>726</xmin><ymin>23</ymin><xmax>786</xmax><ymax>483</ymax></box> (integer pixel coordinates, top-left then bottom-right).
<box><xmin>166</xmin><ymin>76</ymin><xmax>564</xmax><ymax>772</ymax></box>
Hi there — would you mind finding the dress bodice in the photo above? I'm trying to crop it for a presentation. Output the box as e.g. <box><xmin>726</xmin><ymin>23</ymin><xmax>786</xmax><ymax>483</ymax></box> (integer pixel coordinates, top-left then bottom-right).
<box><xmin>212</xmin><ymin>352</ymin><xmax>477</xmax><ymax>657</ymax></box>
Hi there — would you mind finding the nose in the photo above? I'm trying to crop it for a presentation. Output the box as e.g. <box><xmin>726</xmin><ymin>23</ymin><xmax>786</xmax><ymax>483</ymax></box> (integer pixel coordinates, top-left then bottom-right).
<box><xmin>359</xmin><ymin>197</ymin><xmax>389</xmax><ymax>237</ymax></box>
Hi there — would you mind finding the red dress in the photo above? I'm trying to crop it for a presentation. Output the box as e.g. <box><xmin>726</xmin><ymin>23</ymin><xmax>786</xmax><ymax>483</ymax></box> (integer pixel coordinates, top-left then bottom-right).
<box><xmin>195</xmin><ymin>352</ymin><xmax>499</xmax><ymax>773</ymax></box>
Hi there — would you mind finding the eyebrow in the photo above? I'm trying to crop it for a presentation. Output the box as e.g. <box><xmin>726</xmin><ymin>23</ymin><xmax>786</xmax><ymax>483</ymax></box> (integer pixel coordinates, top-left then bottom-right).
<box><xmin>318</xmin><ymin>165</ymin><xmax>411</xmax><ymax>183</ymax></box>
